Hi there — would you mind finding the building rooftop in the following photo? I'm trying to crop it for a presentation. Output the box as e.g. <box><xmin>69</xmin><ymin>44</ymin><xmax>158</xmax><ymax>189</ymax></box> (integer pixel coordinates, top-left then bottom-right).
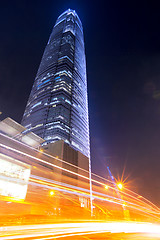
<box><xmin>0</xmin><ymin>117</ymin><xmax>44</xmax><ymax>148</ymax></box>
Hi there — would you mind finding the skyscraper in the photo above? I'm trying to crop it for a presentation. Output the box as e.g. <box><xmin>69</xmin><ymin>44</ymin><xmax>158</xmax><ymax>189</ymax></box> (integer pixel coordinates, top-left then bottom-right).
<box><xmin>21</xmin><ymin>9</ymin><xmax>90</xmax><ymax>158</ymax></box>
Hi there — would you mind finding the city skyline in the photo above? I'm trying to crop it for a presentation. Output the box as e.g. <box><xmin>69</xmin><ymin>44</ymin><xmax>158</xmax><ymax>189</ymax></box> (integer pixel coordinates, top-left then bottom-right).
<box><xmin>0</xmin><ymin>0</ymin><xmax>160</xmax><ymax>205</ymax></box>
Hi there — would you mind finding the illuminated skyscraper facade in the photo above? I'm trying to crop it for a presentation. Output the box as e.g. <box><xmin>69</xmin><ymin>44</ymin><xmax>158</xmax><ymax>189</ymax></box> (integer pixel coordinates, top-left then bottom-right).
<box><xmin>22</xmin><ymin>9</ymin><xmax>90</xmax><ymax>158</ymax></box>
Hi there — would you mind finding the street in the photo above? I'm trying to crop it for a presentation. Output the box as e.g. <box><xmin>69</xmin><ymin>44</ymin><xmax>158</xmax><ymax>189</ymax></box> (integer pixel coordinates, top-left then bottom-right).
<box><xmin>1</xmin><ymin>221</ymin><xmax>160</xmax><ymax>239</ymax></box>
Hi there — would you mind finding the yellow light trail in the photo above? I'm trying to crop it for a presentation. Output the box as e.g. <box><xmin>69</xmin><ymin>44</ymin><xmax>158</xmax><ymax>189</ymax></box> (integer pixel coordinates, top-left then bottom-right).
<box><xmin>1</xmin><ymin>221</ymin><xmax>160</xmax><ymax>239</ymax></box>
<box><xmin>0</xmin><ymin>133</ymin><xmax>159</xmax><ymax>213</ymax></box>
<box><xmin>0</xmin><ymin>141</ymin><xmax>160</xmax><ymax>218</ymax></box>
<box><xmin>1</xmin><ymin>135</ymin><xmax>159</xmax><ymax>214</ymax></box>
<box><xmin>29</xmin><ymin>174</ymin><xmax>160</xmax><ymax>219</ymax></box>
<box><xmin>1</xmin><ymin>141</ymin><xmax>160</xmax><ymax>216</ymax></box>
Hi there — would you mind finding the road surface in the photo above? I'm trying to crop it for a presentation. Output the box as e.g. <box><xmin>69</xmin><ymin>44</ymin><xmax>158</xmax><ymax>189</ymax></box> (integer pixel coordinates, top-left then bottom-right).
<box><xmin>1</xmin><ymin>221</ymin><xmax>160</xmax><ymax>239</ymax></box>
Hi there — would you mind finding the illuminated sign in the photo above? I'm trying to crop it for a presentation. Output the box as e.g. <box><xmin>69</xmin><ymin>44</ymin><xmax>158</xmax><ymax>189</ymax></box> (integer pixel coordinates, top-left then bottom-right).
<box><xmin>0</xmin><ymin>153</ymin><xmax>31</xmax><ymax>200</ymax></box>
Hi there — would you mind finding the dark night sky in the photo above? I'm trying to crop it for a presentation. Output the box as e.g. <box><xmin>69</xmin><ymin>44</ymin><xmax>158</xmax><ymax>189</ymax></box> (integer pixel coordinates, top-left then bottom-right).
<box><xmin>1</xmin><ymin>0</ymin><xmax>160</xmax><ymax>205</ymax></box>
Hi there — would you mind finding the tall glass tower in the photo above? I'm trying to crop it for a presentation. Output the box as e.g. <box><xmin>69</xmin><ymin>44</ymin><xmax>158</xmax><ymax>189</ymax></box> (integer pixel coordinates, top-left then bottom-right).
<box><xmin>22</xmin><ymin>9</ymin><xmax>90</xmax><ymax>158</ymax></box>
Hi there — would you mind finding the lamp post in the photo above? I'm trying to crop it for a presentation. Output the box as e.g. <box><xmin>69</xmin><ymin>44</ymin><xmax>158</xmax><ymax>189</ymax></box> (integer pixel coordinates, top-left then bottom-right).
<box><xmin>117</xmin><ymin>182</ymin><xmax>123</xmax><ymax>191</ymax></box>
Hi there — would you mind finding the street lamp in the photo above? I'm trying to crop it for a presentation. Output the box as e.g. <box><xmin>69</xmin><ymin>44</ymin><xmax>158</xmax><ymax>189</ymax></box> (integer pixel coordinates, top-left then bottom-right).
<box><xmin>49</xmin><ymin>190</ymin><xmax>55</xmax><ymax>196</ymax></box>
<box><xmin>105</xmin><ymin>185</ymin><xmax>109</xmax><ymax>190</ymax></box>
<box><xmin>117</xmin><ymin>182</ymin><xmax>123</xmax><ymax>190</ymax></box>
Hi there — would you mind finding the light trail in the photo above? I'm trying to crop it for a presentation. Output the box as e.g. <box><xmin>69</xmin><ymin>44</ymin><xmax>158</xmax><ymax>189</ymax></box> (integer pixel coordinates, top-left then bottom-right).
<box><xmin>28</xmin><ymin>174</ymin><xmax>160</xmax><ymax>219</ymax></box>
<box><xmin>29</xmin><ymin>174</ymin><xmax>160</xmax><ymax>217</ymax></box>
<box><xmin>91</xmin><ymin>171</ymin><xmax>160</xmax><ymax>211</ymax></box>
<box><xmin>0</xmin><ymin>133</ymin><xmax>93</xmax><ymax>180</ymax></box>
<box><xmin>1</xmin><ymin>137</ymin><xmax>159</xmax><ymax>214</ymax></box>
<box><xmin>0</xmin><ymin>143</ymin><xmax>91</xmax><ymax>182</ymax></box>
<box><xmin>1</xmin><ymin>137</ymin><xmax>160</xmax><ymax>236</ymax></box>
<box><xmin>0</xmin><ymin>143</ymin><xmax>155</xmax><ymax>207</ymax></box>
<box><xmin>1</xmin><ymin>133</ymin><xmax>159</xmax><ymax>214</ymax></box>
<box><xmin>1</xmin><ymin>137</ymin><xmax>160</xmax><ymax>222</ymax></box>
<box><xmin>0</xmin><ymin>133</ymin><xmax>160</xmax><ymax>216</ymax></box>
<box><xmin>1</xmin><ymin>221</ymin><xmax>160</xmax><ymax>239</ymax></box>
<box><xmin>1</xmin><ymin>141</ymin><xmax>160</xmax><ymax>218</ymax></box>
